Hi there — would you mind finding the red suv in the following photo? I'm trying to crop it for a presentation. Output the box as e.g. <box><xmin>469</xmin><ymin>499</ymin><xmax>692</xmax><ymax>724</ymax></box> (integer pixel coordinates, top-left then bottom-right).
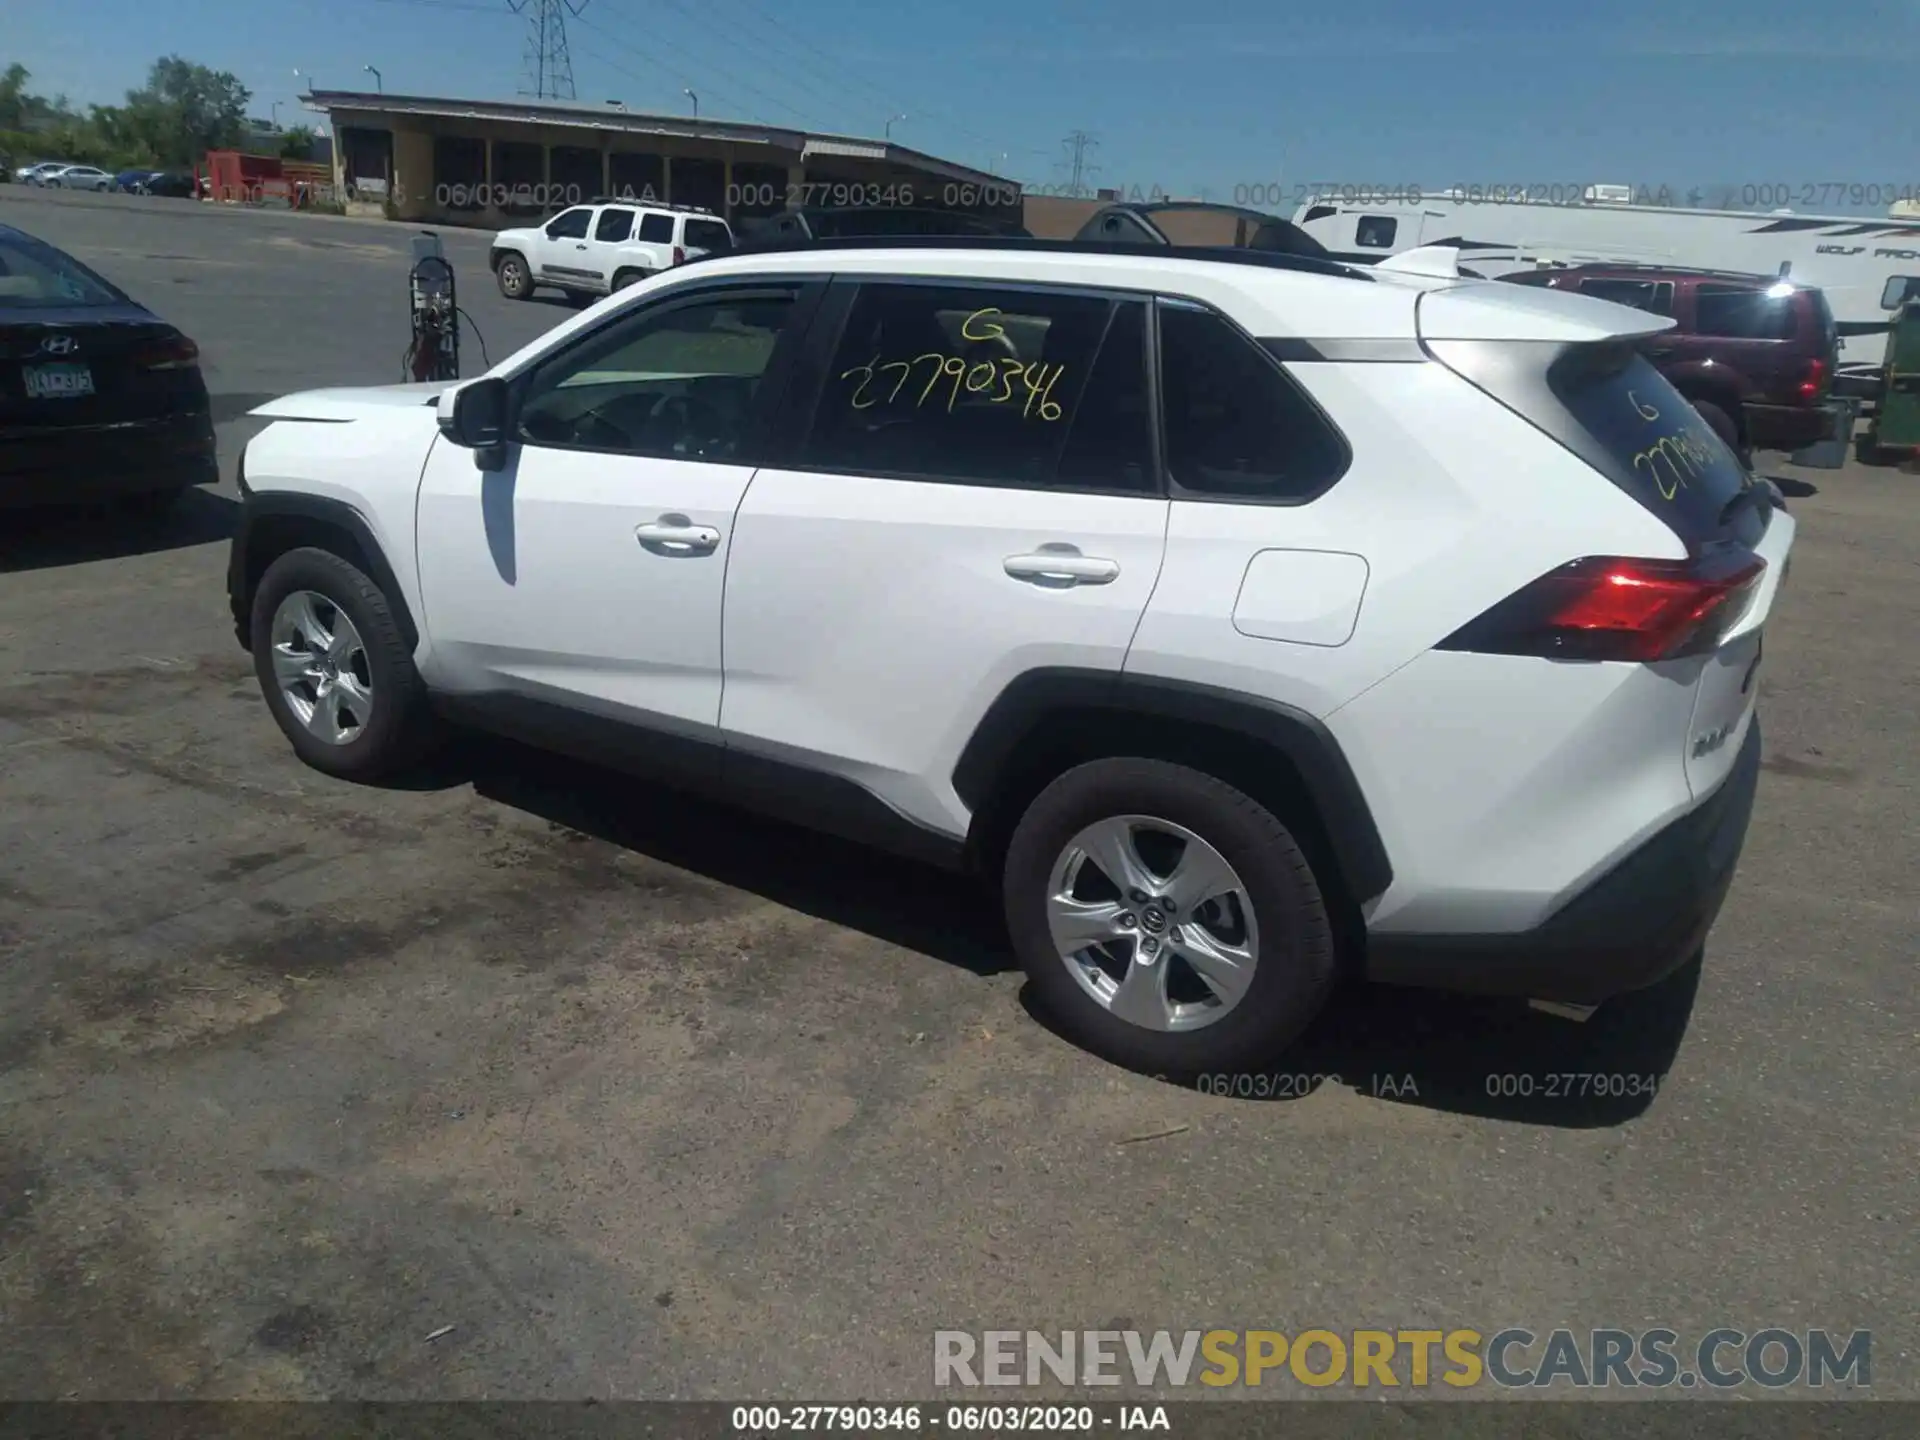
<box><xmin>1503</xmin><ymin>264</ymin><xmax>1839</xmax><ymax>461</ymax></box>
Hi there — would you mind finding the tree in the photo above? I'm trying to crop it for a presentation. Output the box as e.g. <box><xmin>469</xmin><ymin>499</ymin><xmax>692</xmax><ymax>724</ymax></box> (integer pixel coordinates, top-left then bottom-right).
<box><xmin>279</xmin><ymin>125</ymin><xmax>316</xmax><ymax>160</ymax></box>
<box><xmin>0</xmin><ymin>62</ymin><xmax>30</xmax><ymax>131</ymax></box>
<box><xmin>119</xmin><ymin>55</ymin><xmax>250</xmax><ymax>166</ymax></box>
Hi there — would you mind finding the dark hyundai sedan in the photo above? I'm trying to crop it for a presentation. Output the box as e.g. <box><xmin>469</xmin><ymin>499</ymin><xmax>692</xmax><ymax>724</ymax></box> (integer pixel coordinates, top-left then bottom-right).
<box><xmin>0</xmin><ymin>222</ymin><xmax>218</xmax><ymax>510</ymax></box>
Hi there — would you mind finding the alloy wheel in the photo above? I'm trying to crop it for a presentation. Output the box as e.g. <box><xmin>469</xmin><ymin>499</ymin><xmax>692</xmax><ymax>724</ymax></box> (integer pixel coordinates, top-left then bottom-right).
<box><xmin>1045</xmin><ymin>814</ymin><xmax>1260</xmax><ymax>1033</ymax></box>
<box><xmin>269</xmin><ymin>590</ymin><xmax>374</xmax><ymax>745</ymax></box>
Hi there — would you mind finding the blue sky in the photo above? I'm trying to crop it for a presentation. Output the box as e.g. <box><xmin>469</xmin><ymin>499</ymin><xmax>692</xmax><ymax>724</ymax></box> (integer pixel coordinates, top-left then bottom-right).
<box><xmin>10</xmin><ymin>0</ymin><xmax>1919</xmax><ymax>207</ymax></box>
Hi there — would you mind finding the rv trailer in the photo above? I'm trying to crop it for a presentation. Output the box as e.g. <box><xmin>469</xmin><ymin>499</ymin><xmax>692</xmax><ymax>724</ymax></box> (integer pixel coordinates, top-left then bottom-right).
<box><xmin>1293</xmin><ymin>189</ymin><xmax>1920</xmax><ymax>397</ymax></box>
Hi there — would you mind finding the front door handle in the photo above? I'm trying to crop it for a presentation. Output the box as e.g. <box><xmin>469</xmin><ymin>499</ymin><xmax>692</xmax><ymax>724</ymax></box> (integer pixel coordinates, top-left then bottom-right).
<box><xmin>636</xmin><ymin>517</ymin><xmax>721</xmax><ymax>555</ymax></box>
<box><xmin>1004</xmin><ymin>550</ymin><xmax>1120</xmax><ymax>586</ymax></box>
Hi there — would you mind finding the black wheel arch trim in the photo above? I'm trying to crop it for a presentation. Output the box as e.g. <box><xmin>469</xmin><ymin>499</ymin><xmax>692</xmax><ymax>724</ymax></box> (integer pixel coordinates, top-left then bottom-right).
<box><xmin>952</xmin><ymin>668</ymin><xmax>1394</xmax><ymax>903</ymax></box>
<box><xmin>228</xmin><ymin>491</ymin><xmax>420</xmax><ymax>654</ymax></box>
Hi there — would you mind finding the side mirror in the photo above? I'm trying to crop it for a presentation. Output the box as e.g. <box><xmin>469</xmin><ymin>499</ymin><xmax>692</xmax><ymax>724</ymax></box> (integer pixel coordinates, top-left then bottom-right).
<box><xmin>441</xmin><ymin>377</ymin><xmax>510</xmax><ymax>470</ymax></box>
<box><xmin>1881</xmin><ymin>276</ymin><xmax>1917</xmax><ymax>312</ymax></box>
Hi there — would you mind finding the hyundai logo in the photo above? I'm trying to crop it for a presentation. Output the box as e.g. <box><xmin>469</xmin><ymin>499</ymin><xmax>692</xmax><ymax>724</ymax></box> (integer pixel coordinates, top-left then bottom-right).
<box><xmin>39</xmin><ymin>333</ymin><xmax>78</xmax><ymax>356</ymax></box>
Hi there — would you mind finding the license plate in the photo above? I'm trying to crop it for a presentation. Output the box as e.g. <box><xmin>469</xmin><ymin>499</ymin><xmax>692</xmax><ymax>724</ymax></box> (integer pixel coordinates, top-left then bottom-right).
<box><xmin>24</xmin><ymin>363</ymin><xmax>95</xmax><ymax>399</ymax></box>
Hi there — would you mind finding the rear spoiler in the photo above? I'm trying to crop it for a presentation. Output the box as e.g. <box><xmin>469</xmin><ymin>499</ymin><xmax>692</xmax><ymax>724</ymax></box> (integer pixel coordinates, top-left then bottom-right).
<box><xmin>1418</xmin><ymin>283</ymin><xmax>1677</xmax><ymax>344</ymax></box>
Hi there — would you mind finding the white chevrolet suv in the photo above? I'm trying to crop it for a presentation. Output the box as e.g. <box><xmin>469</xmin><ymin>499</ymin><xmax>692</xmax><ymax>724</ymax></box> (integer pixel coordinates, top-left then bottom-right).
<box><xmin>228</xmin><ymin>234</ymin><xmax>1791</xmax><ymax>1073</ymax></box>
<box><xmin>490</xmin><ymin>201</ymin><xmax>733</xmax><ymax>302</ymax></box>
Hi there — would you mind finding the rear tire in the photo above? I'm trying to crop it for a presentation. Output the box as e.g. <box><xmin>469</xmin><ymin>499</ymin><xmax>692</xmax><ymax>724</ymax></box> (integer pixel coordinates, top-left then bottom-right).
<box><xmin>495</xmin><ymin>252</ymin><xmax>532</xmax><ymax>301</ymax></box>
<box><xmin>249</xmin><ymin>547</ymin><xmax>436</xmax><ymax>782</ymax></box>
<box><xmin>1003</xmin><ymin>757</ymin><xmax>1336</xmax><ymax>1075</ymax></box>
<box><xmin>1692</xmin><ymin>399</ymin><xmax>1752</xmax><ymax>469</ymax></box>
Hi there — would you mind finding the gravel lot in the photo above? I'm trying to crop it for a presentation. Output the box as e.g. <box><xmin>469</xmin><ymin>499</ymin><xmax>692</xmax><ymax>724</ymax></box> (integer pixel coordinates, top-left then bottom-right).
<box><xmin>1</xmin><ymin>187</ymin><xmax>1914</xmax><ymax>1405</ymax></box>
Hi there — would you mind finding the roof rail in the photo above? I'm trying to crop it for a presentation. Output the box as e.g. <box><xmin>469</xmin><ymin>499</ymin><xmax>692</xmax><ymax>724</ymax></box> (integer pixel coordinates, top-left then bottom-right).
<box><xmin>691</xmin><ymin>232</ymin><xmax>1372</xmax><ymax>280</ymax></box>
<box><xmin>588</xmin><ymin>196</ymin><xmax>719</xmax><ymax>215</ymax></box>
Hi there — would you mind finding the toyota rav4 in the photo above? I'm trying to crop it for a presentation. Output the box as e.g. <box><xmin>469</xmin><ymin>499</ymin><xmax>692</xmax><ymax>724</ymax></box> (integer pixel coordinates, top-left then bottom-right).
<box><xmin>227</xmin><ymin>236</ymin><xmax>1790</xmax><ymax>1074</ymax></box>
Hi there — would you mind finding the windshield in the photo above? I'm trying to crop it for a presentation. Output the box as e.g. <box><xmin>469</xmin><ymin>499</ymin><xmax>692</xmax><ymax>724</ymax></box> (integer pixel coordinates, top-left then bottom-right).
<box><xmin>0</xmin><ymin>235</ymin><xmax>125</xmax><ymax>307</ymax></box>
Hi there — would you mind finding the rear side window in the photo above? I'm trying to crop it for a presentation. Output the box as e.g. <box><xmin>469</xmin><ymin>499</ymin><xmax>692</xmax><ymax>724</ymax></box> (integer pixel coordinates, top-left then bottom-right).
<box><xmin>802</xmin><ymin>283</ymin><xmax>1154</xmax><ymax>493</ymax></box>
<box><xmin>1579</xmin><ymin>278</ymin><xmax>1673</xmax><ymax>316</ymax></box>
<box><xmin>637</xmin><ymin>212</ymin><xmax>674</xmax><ymax>243</ymax></box>
<box><xmin>684</xmin><ymin>218</ymin><xmax>732</xmax><ymax>252</ymax></box>
<box><xmin>1159</xmin><ymin>303</ymin><xmax>1349</xmax><ymax>501</ymax></box>
<box><xmin>1694</xmin><ymin>284</ymin><xmax>1795</xmax><ymax>340</ymax></box>
<box><xmin>594</xmin><ymin>208</ymin><xmax>635</xmax><ymax>242</ymax></box>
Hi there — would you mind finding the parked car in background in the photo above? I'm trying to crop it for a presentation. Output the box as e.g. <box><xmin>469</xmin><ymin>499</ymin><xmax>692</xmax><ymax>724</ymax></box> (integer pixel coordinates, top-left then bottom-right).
<box><xmin>17</xmin><ymin>162</ymin><xmax>69</xmax><ymax>185</ymax></box>
<box><xmin>1503</xmin><ymin>264</ymin><xmax>1840</xmax><ymax>461</ymax></box>
<box><xmin>42</xmin><ymin>165</ymin><xmax>113</xmax><ymax>192</ymax></box>
<box><xmin>141</xmin><ymin>171</ymin><xmax>199</xmax><ymax>199</ymax></box>
<box><xmin>490</xmin><ymin>202</ymin><xmax>734</xmax><ymax>303</ymax></box>
<box><xmin>114</xmin><ymin>168</ymin><xmax>160</xmax><ymax>194</ymax></box>
<box><xmin>0</xmin><ymin>222</ymin><xmax>219</xmax><ymax>512</ymax></box>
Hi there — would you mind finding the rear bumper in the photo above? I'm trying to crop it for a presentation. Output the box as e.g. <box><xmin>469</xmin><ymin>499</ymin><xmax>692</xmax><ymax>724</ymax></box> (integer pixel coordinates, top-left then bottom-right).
<box><xmin>1364</xmin><ymin>720</ymin><xmax>1761</xmax><ymax>1003</ymax></box>
<box><xmin>0</xmin><ymin>413</ymin><xmax>219</xmax><ymax>508</ymax></box>
<box><xmin>1743</xmin><ymin>400</ymin><xmax>1832</xmax><ymax>452</ymax></box>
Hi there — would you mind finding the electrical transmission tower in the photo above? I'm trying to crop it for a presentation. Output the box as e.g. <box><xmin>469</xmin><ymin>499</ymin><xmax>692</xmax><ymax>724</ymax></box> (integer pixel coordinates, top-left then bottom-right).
<box><xmin>1059</xmin><ymin>130</ymin><xmax>1100</xmax><ymax>197</ymax></box>
<box><xmin>509</xmin><ymin>0</ymin><xmax>586</xmax><ymax>101</ymax></box>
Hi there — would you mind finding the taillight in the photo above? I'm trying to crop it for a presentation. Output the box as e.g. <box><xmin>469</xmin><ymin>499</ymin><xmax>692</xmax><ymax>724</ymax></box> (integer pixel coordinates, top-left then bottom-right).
<box><xmin>135</xmin><ymin>334</ymin><xmax>199</xmax><ymax>371</ymax></box>
<box><xmin>1798</xmin><ymin>357</ymin><xmax>1828</xmax><ymax>401</ymax></box>
<box><xmin>1438</xmin><ymin>553</ymin><xmax>1766</xmax><ymax>663</ymax></box>
<box><xmin>672</xmin><ymin>244</ymin><xmax>686</xmax><ymax>265</ymax></box>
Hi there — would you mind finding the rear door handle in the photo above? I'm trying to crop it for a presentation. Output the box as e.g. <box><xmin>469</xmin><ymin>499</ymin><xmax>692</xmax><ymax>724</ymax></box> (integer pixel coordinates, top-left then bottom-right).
<box><xmin>636</xmin><ymin>517</ymin><xmax>721</xmax><ymax>555</ymax></box>
<box><xmin>1004</xmin><ymin>550</ymin><xmax>1120</xmax><ymax>586</ymax></box>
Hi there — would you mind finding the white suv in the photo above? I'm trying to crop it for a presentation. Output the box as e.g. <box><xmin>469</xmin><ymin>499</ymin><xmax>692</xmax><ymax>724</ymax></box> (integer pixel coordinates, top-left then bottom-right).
<box><xmin>227</xmin><ymin>236</ymin><xmax>1791</xmax><ymax>1073</ymax></box>
<box><xmin>490</xmin><ymin>202</ymin><xmax>733</xmax><ymax>302</ymax></box>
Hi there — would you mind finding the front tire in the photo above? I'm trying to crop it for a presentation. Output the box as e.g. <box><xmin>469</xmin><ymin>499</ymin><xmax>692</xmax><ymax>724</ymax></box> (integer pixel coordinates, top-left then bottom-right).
<box><xmin>249</xmin><ymin>547</ymin><xmax>434</xmax><ymax>781</ymax></box>
<box><xmin>612</xmin><ymin>267</ymin><xmax>648</xmax><ymax>291</ymax></box>
<box><xmin>495</xmin><ymin>252</ymin><xmax>532</xmax><ymax>300</ymax></box>
<box><xmin>1003</xmin><ymin>758</ymin><xmax>1336</xmax><ymax>1075</ymax></box>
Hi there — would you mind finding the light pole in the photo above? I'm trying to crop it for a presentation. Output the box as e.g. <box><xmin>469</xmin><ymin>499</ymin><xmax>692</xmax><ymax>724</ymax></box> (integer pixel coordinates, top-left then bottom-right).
<box><xmin>364</xmin><ymin>64</ymin><xmax>382</xmax><ymax>93</ymax></box>
<box><xmin>683</xmin><ymin>88</ymin><xmax>698</xmax><ymax>117</ymax></box>
<box><xmin>886</xmin><ymin>113</ymin><xmax>906</xmax><ymax>140</ymax></box>
<box><xmin>271</xmin><ymin>101</ymin><xmax>282</xmax><ymax>129</ymax></box>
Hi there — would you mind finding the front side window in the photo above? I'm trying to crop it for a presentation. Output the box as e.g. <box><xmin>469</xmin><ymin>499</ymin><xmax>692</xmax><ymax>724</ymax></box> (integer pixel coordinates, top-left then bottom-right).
<box><xmin>801</xmin><ymin>282</ymin><xmax>1153</xmax><ymax>492</ymax></box>
<box><xmin>594</xmin><ymin>208</ymin><xmax>635</xmax><ymax>242</ymax></box>
<box><xmin>637</xmin><ymin>212</ymin><xmax>675</xmax><ymax>243</ymax></box>
<box><xmin>1159</xmin><ymin>303</ymin><xmax>1349</xmax><ymax>501</ymax></box>
<box><xmin>545</xmin><ymin>207</ymin><xmax>592</xmax><ymax>240</ymax></box>
<box><xmin>1694</xmin><ymin>284</ymin><xmax>1795</xmax><ymax>340</ymax></box>
<box><xmin>516</xmin><ymin>289</ymin><xmax>796</xmax><ymax>462</ymax></box>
